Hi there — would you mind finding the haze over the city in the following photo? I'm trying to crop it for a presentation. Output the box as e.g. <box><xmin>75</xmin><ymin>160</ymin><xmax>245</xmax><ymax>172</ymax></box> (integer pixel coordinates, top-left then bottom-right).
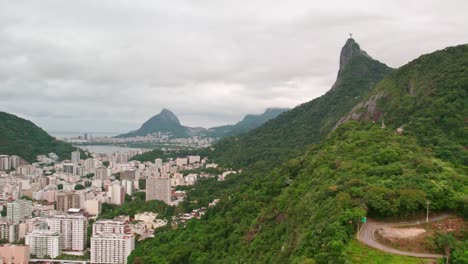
<box><xmin>1</xmin><ymin>0</ymin><xmax>467</xmax><ymax>132</ymax></box>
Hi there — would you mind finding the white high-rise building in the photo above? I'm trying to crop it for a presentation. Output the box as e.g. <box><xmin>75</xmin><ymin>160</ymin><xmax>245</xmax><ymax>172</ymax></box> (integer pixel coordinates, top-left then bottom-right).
<box><xmin>187</xmin><ymin>155</ymin><xmax>201</xmax><ymax>164</ymax></box>
<box><xmin>90</xmin><ymin>220</ymin><xmax>134</xmax><ymax>264</ymax></box>
<box><xmin>63</xmin><ymin>163</ymin><xmax>75</xmax><ymax>174</ymax></box>
<box><xmin>8</xmin><ymin>155</ymin><xmax>23</xmax><ymax>169</ymax></box>
<box><xmin>25</xmin><ymin>230</ymin><xmax>62</xmax><ymax>258</ymax></box>
<box><xmin>95</xmin><ymin>167</ymin><xmax>108</xmax><ymax>180</ymax></box>
<box><xmin>7</xmin><ymin>200</ymin><xmax>32</xmax><ymax>223</ymax></box>
<box><xmin>108</xmin><ymin>183</ymin><xmax>125</xmax><ymax>205</ymax></box>
<box><xmin>0</xmin><ymin>221</ymin><xmax>20</xmax><ymax>243</ymax></box>
<box><xmin>84</xmin><ymin>158</ymin><xmax>96</xmax><ymax>170</ymax></box>
<box><xmin>146</xmin><ymin>178</ymin><xmax>171</xmax><ymax>204</ymax></box>
<box><xmin>122</xmin><ymin>180</ymin><xmax>134</xmax><ymax>196</ymax></box>
<box><xmin>154</xmin><ymin>158</ymin><xmax>163</xmax><ymax>168</ymax></box>
<box><xmin>92</xmin><ymin>219</ymin><xmax>127</xmax><ymax>235</ymax></box>
<box><xmin>71</xmin><ymin>150</ymin><xmax>81</xmax><ymax>164</ymax></box>
<box><xmin>90</xmin><ymin>233</ymin><xmax>134</xmax><ymax>264</ymax></box>
<box><xmin>0</xmin><ymin>155</ymin><xmax>10</xmax><ymax>171</ymax></box>
<box><xmin>46</xmin><ymin>214</ymin><xmax>87</xmax><ymax>252</ymax></box>
<box><xmin>115</xmin><ymin>152</ymin><xmax>128</xmax><ymax>164</ymax></box>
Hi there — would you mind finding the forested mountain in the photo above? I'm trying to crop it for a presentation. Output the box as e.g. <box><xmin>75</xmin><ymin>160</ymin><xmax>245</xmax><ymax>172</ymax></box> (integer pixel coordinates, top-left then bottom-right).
<box><xmin>0</xmin><ymin>111</ymin><xmax>79</xmax><ymax>163</ymax></box>
<box><xmin>211</xmin><ymin>38</ymin><xmax>392</xmax><ymax>168</ymax></box>
<box><xmin>115</xmin><ymin>108</ymin><xmax>192</xmax><ymax>138</ymax></box>
<box><xmin>128</xmin><ymin>41</ymin><xmax>468</xmax><ymax>263</ymax></box>
<box><xmin>116</xmin><ymin>107</ymin><xmax>288</xmax><ymax>139</ymax></box>
<box><xmin>338</xmin><ymin>44</ymin><xmax>468</xmax><ymax>166</ymax></box>
<box><xmin>130</xmin><ymin>122</ymin><xmax>466</xmax><ymax>264</ymax></box>
<box><xmin>207</xmin><ymin>108</ymin><xmax>289</xmax><ymax>138</ymax></box>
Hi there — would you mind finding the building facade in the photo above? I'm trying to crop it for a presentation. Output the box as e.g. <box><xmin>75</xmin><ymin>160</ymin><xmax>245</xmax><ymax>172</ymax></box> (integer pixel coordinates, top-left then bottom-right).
<box><xmin>0</xmin><ymin>244</ymin><xmax>30</xmax><ymax>264</ymax></box>
<box><xmin>90</xmin><ymin>233</ymin><xmax>134</xmax><ymax>264</ymax></box>
<box><xmin>71</xmin><ymin>150</ymin><xmax>81</xmax><ymax>164</ymax></box>
<box><xmin>146</xmin><ymin>178</ymin><xmax>171</xmax><ymax>204</ymax></box>
<box><xmin>90</xmin><ymin>219</ymin><xmax>134</xmax><ymax>264</ymax></box>
<box><xmin>46</xmin><ymin>214</ymin><xmax>87</xmax><ymax>252</ymax></box>
<box><xmin>7</xmin><ymin>200</ymin><xmax>32</xmax><ymax>223</ymax></box>
<box><xmin>56</xmin><ymin>192</ymin><xmax>81</xmax><ymax>212</ymax></box>
<box><xmin>25</xmin><ymin>230</ymin><xmax>62</xmax><ymax>258</ymax></box>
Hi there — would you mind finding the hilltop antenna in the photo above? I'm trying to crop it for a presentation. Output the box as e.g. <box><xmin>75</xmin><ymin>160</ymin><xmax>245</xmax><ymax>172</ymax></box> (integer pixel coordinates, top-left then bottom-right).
<box><xmin>349</xmin><ymin>33</ymin><xmax>353</xmax><ymax>38</ymax></box>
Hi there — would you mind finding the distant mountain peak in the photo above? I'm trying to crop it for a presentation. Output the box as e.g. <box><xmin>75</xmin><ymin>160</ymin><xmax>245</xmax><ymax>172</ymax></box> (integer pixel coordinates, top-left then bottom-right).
<box><xmin>330</xmin><ymin>38</ymin><xmax>388</xmax><ymax>92</ymax></box>
<box><xmin>160</xmin><ymin>108</ymin><xmax>173</xmax><ymax>114</ymax></box>
<box><xmin>338</xmin><ymin>38</ymin><xmax>372</xmax><ymax>74</ymax></box>
<box><xmin>115</xmin><ymin>108</ymin><xmax>187</xmax><ymax>138</ymax></box>
<box><xmin>156</xmin><ymin>108</ymin><xmax>180</xmax><ymax>124</ymax></box>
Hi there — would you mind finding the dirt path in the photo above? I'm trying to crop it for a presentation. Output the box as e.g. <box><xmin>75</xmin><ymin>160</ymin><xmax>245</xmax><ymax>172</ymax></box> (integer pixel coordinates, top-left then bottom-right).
<box><xmin>357</xmin><ymin>214</ymin><xmax>451</xmax><ymax>259</ymax></box>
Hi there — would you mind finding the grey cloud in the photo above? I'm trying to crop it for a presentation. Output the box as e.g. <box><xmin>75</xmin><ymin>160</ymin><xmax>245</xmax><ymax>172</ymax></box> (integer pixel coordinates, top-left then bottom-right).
<box><xmin>0</xmin><ymin>0</ymin><xmax>467</xmax><ymax>131</ymax></box>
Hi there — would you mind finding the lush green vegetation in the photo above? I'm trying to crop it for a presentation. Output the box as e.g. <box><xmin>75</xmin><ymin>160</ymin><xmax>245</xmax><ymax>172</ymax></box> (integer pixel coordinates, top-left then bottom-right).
<box><xmin>56</xmin><ymin>253</ymin><xmax>90</xmax><ymax>261</ymax></box>
<box><xmin>130</xmin><ymin>148</ymin><xmax>212</xmax><ymax>163</ymax></box>
<box><xmin>99</xmin><ymin>196</ymin><xmax>175</xmax><ymax>220</ymax></box>
<box><xmin>129</xmin><ymin>42</ymin><xmax>467</xmax><ymax>264</ymax></box>
<box><xmin>0</xmin><ymin>111</ymin><xmax>85</xmax><ymax>162</ymax></box>
<box><xmin>435</xmin><ymin>232</ymin><xmax>468</xmax><ymax>264</ymax></box>
<box><xmin>345</xmin><ymin>240</ymin><xmax>430</xmax><ymax>264</ymax></box>
<box><xmin>349</xmin><ymin>44</ymin><xmax>468</xmax><ymax>166</ymax></box>
<box><xmin>178</xmin><ymin>167</ymin><xmax>223</xmax><ymax>176</ymax></box>
<box><xmin>129</xmin><ymin>122</ymin><xmax>466</xmax><ymax>263</ymax></box>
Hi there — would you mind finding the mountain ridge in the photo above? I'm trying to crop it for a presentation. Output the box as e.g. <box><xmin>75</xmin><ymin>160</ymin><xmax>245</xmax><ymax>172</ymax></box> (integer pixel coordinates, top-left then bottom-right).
<box><xmin>206</xmin><ymin>108</ymin><xmax>290</xmax><ymax>138</ymax></box>
<box><xmin>116</xmin><ymin>107</ymin><xmax>288</xmax><ymax>139</ymax></box>
<box><xmin>0</xmin><ymin>111</ymin><xmax>83</xmax><ymax>163</ymax></box>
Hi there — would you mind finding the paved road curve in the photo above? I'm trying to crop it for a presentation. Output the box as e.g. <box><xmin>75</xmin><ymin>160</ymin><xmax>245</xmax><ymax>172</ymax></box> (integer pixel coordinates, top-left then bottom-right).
<box><xmin>357</xmin><ymin>214</ymin><xmax>451</xmax><ymax>259</ymax></box>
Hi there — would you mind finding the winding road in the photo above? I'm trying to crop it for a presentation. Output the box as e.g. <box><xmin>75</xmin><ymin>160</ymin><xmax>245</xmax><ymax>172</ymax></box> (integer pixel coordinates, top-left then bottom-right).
<box><xmin>357</xmin><ymin>214</ymin><xmax>451</xmax><ymax>259</ymax></box>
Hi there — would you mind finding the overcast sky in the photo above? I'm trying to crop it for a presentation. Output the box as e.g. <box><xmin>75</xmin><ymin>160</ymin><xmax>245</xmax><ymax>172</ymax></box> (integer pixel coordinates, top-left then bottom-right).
<box><xmin>1</xmin><ymin>0</ymin><xmax>467</xmax><ymax>133</ymax></box>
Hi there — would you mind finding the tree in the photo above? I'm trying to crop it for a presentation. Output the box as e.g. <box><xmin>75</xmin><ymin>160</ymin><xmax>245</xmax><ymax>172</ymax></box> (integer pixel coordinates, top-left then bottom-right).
<box><xmin>138</xmin><ymin>179</ymin><xmax>146</xmax><ymax>190</ymax></box>
<box><xmin>57</xmin><ymin>184</ymin><xmax>63</xmax><ymax>190</ymax></box>
<box><xmin>102</xmin><ymin>161</ymin><xmax>110</xmax><ymax>167</ymax></box>
<box><xmin>134</xmin><ymin>192</ymin><xmax>145</xmax><ymax>200</ymax></box>
<box><xmin>436</xmin><ymin>233</ymin><xmax>457</xmax><ymax>264</ymax></box>
<box><xmin>75</xmin><ymin>184</ymin><xmax>85</xmax><ymax>190</ymax></box>
<box><xmin>21</xmin><ymin>195</ymin><xmax>32</xmax><ymax>201</ymax></box>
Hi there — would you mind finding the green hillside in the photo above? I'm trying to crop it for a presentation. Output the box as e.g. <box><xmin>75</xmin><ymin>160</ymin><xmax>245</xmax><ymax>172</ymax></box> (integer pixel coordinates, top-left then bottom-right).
<box><xmin>0</xmin><ymin>112</ymin><xmax>79</xmax><ymax>163</ymax></box>
<box><xmin>129</xmin><ymin>122</ymin><xmax>466</xmax><ymax>263</ymax></box>
<box><xmin>339</xmin><ymin>44</ymin><xmax>468</xmax><ymax>166</ymax></box>
<box><xmin>128</xmin><ymin>41</ymin><xmax>468</xmax><ymax>264</ymax></box>
<box><xmin>212</xmin><ymin>38</ymin><xmax>392</xmax><ymax>168</ymax></box>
